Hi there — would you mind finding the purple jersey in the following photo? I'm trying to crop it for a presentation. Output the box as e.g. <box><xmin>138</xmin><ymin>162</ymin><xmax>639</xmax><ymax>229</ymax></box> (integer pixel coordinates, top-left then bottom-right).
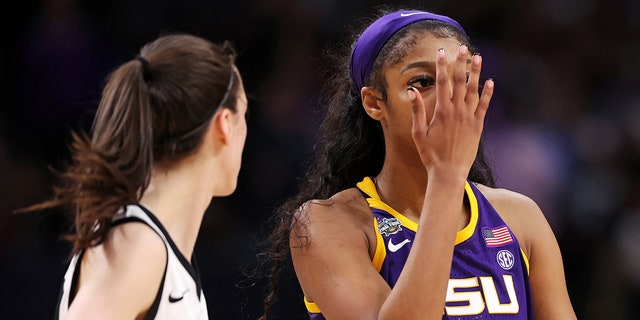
<box><xmin>305</xmin><ymin>177</ymin><xmax>534</xmax><ymax>319</ymax></box>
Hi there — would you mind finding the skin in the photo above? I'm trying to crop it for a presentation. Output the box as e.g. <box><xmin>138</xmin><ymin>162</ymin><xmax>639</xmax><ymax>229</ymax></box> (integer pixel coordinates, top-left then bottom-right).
<box><xmin>290</xmin><ymin>32</ymin><xmax>576</xmax><ymax>319</ymax></box>
<box><xmin>65</xmin><ymin>69</ymin><xmax>248</xmax><ymax>319</ymax></box>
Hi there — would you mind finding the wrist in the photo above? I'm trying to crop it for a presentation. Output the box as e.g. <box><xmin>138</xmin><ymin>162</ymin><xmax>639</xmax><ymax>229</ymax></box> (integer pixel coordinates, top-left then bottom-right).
<box><xmin>427</xmin><ymin>166</ymin><xmax>469</xmax><ymax>187</ymax></box>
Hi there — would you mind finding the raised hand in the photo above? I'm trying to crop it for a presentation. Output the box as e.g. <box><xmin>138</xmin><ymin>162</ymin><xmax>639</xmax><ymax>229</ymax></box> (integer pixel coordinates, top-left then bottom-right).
<box><xmin>409</xmin><ymin>45</ymin><xmax>494</xmax><ymax>179</ymax></box>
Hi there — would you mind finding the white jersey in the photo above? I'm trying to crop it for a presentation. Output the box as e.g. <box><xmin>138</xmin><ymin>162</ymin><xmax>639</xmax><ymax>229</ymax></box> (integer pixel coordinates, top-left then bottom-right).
<box><xmin>56</xmin><ymin>204</ymin><xmax>209</xmax><ymax>319</ymax></box>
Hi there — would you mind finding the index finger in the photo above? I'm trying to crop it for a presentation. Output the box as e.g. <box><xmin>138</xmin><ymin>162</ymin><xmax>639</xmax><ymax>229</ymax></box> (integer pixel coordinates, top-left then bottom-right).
<box><xmin>409</xmin><ymin>86</ymin><xmax>428</xmax><ymax>147</ymax></box>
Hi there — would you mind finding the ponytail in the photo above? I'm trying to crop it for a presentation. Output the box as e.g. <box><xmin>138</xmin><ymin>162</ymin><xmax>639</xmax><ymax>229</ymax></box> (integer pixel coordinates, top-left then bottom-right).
<box><xmin>66</xmin><ymin>59</ymin><xmax>157</xmax><ymax>252</ymax></box>
<box><xmin>18</xmin><ymin>33</ymin><xmax>240</xmax><ymax>257</ymax></box>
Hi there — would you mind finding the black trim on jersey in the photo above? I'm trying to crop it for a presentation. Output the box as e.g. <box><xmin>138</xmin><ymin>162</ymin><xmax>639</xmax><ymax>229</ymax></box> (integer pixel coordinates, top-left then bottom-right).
<box><xmin>191</xmin><ymin>255</ymin><xmax>203</xmax><ymax>298</ymax></box>
<box><xmin>111</xmin><ymin>216</ymin><xmax>145</xmax><ymax>226</ymax></box>
<box><xmin>357</xmin><ymin>187</ymin><xmax>370</xmax><ymax>199</ymax></box>
<box><xmin>67</xmin><ymin>250</ymin><xmax>86</xmax><ymax>307</ymax></box>
<box><xmin>112</xmin><ymin>215</ymin><xmax>169</xmax><ymax>319</ymax></box>
<box><xmin>136</xmin><ymin>204</ymin><xmax>203</xmax><ymax>298</ymax></box>
<box><xmin>54</xmin><ymin>279</ymin><xmax>64</xmax><ymax>320</ymax></box>
<box><xmin>144</xmin><ymin>270</ymin><xmax>166</xmax><ymax>320</ymax></box>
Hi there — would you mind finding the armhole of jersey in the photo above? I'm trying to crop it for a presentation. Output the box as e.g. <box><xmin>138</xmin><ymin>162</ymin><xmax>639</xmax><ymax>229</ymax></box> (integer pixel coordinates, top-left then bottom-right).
<box><xmin>135</xmin><ymin>204</ymin><xmax>203</xmax><ymax>298</ymax></box>
<box><xmin>113</xmin><ymin>215</ymin><xmax>169</xmax><ymax>320</ymax></box>
<box><xmin>520</xmin><ymin>248</ymin><xmax>530</xmax><ymax>275</ymax></box>
<box><xmin>371</xmin><ymin>218</ymin><xmax>386</xmax><ymax>272</ymax></box>
<box><xmin>356</xmin><ymin>181</ymin><xmax>387</xmax><ymax>272</ymax></box>
<box><xmin>304</xmin><ymin>296</ymin><xmax>321</xmax><ymax>313</ymax></box>
<box><xmin>54</xmin><ymin>278</ymin><xmax>65</xmax><ymax>320</ymax></box>
<box><xmin>144</xmin><ymin>271</ymin><xmax>167</xmax><ymax>320</ymax></box>
<box><xmin>455</xmin><ymin>181</ymin><xmax>478</xmax><ymax>244</ymax></box>
<box><xmin>67</xmin><ymin>250</ymin><xmax>85</xmax><ymax>308</ymax></box>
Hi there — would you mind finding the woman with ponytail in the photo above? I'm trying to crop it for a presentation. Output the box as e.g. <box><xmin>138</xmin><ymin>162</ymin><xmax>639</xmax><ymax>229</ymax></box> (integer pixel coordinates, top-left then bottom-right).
<box><xmin>22</xmin><ymin>33</ymin><xmax>248</xmax><ymax>319</ymax></box>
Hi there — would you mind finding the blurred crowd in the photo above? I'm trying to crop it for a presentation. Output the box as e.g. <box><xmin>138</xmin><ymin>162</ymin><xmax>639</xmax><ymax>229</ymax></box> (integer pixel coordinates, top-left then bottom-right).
<box><xmin>1</xmin><ymin>0</ymin><xmax>638</xmax><ymax>319</ymax></box>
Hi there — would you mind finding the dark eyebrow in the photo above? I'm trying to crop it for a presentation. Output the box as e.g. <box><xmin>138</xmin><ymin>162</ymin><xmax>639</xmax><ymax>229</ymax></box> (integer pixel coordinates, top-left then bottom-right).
<box><xmin>400</xmin><ymin>59</ymin><xmax>472</xmax><ymax>74</ymax></box>
<box><xmin>401</xmin><ymin>61</ymin><xmax>435</xmax><ymax>74</ymax></box>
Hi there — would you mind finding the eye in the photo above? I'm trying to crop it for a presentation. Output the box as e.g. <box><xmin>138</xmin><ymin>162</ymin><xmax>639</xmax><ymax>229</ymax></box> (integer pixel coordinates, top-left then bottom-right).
<box><xmin>408</xmin><ymin>75</ymin><xmax>435</xmax><ymax>89</ymax></box>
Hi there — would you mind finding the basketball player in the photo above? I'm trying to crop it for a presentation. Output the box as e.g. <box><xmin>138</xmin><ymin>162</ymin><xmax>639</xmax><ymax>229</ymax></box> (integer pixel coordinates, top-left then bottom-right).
<box><xmin>22</xmin><ymin>33</ymin><xmax>248</xmax><ymax>319</ymax></box>
<box><xmin>259</xmin><ymin>8</ymin><xmax>576</xmax><ymax>319</ymax></box>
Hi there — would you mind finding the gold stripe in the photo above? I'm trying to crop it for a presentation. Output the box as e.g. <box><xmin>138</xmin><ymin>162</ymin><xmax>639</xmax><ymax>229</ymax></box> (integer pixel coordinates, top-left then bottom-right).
<box><xmin>372</xmin><ymin>218</ymin><xmax>386</xmax><ymax>272</ymax></box>
<box><xmin>358</xmin><ymin>177</ymin><xmax>477</xmax><ymax>244</ymax></box>
<box><xmin>304</xmin><ymin>296</ymin><xmax>321</xmax><ymax>313</ymax></box>
<box><xmin>455</xmin><ymin>182</ymin><xmax>478</xmax><ymax>244</ymax></box>
<box><xmin>520</xmin><ymin>248</ymin><xmax>530</xmax><ymax>275</ymax></box>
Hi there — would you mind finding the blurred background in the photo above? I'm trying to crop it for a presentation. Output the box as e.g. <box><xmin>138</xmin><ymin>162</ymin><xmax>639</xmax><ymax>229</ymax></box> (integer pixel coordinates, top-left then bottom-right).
<box><xmin>1</xmin><ymin>0</ymin><xmax>639</xmax><ymax>319</ymax></box>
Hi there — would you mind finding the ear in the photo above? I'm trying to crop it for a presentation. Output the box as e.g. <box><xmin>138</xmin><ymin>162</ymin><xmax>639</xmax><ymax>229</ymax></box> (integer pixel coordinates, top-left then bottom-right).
<box><xmin>361</xmin><ymin>86</ymin><xmax>385</xmax><ymax>120</ymax></box>
<box><xmin>210</xmin><ymin>108</ymin><xmax>233</xmax><ymax>145</ymax></box>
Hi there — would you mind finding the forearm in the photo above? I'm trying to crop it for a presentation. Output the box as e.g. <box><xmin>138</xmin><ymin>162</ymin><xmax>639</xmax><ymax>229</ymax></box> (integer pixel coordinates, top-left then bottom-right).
<box><xmin>379</xmin><ymin>172</ymin><xmax>467</xmax><ymax>319</ymax></box>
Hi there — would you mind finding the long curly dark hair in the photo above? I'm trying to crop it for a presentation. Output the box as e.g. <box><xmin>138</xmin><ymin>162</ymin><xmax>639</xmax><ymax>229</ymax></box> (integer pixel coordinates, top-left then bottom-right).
<box><xmin>257</xmin><ymin>7</ymin><xmax>495</xmax><ymax>319</ymax></box>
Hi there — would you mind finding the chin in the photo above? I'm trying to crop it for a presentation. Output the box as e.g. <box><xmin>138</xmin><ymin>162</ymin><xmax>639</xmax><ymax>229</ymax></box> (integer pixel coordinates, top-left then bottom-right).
<box><xmin>217</xmin><ymin>183</ymin><xmax>237</xmax><ymax>197</ymax></box>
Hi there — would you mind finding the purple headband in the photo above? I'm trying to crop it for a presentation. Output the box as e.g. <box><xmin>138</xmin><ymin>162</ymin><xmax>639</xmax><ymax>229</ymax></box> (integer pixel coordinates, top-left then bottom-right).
<box><xmin>349</xmin><ymin>10</ymin><xmax>467</xmax><ymax>91</ymax></box>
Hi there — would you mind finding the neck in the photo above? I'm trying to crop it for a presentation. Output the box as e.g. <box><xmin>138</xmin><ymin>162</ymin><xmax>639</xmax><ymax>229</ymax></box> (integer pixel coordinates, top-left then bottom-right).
<box><xmin>375</xmin><ymin>152</ymin><xmax>471</xmax><ymax>230</ymax></box>
<box><xmin>375</xmin><ymin>158</ymin><xmax>428</xmax><ymax>222</ymax></box>
<box><xmin>139</xmin><ymin>155</ymin><xmax>219</xmax><ymax>261</ymax></box>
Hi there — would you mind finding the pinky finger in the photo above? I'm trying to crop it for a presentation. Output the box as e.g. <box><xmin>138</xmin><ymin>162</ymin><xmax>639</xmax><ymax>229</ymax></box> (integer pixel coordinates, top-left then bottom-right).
<box><xmin>475</xmin><ymin>79</ymin><xmax>494</xmax><ymax>120</ymax></box>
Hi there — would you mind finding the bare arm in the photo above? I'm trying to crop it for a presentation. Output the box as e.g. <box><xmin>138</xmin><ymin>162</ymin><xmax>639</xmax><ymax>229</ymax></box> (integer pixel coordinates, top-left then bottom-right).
<box><xmin>65</xmin><ymin>223</ymin><xmax>166</xmax><ymax>320</ymax></box>
<box><xmin>291</xmin><ymin>198</ymin><xmax>391</xmax><ymax>319</ymax></box>
<box><xmin>523</xmin><ymin>198</ymin><xmax>576</xmax><ymax>318</ymax></box>
<box><xmin>483</xmin><ymin>187</ymin><xmax>577</xmax><ymax>319</ymax></box>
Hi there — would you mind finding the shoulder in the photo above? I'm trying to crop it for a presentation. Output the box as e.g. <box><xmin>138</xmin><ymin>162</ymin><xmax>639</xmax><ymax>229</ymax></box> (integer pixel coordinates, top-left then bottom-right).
<box><xmin>113</xmin><ymin>205</ymin><xmax>168</xmax><ymax>264</ymax></box>
<box><xmin>291</xmin><ymin>187</ymin><xmax>373</xmax><ymax>246</ymax></box>
<box><xmin>474</xmin><ymin>184</ymin><xmax>549</xmax><ymax>256</ymax></box>
<box><xmin>109</xmin><ymin>221</ymin><xmax>167</xmax><ymax>262</ymax></box>
<box><xmin>67</xmin><ymin>221</ymin><xmax>167</xmax><ymax>318</ymax></box>
<box><xmin>289</xmin><ymin>188</ymin><xmax>384</xmax><ymax>305</ymax></box>
<box><xmin>474</xmin><ymin>184</ymin><xmax>541</xmax><ymax>215</ymax></box>
<box><xmin>93</xmin><ymin>221</ymin><xmax>167</xmax><ymax>286</ymax></box>
<box><xmin>299</xmin><ymin>187</ymin><xmax>372</xmax><ymax>224</ymax></box>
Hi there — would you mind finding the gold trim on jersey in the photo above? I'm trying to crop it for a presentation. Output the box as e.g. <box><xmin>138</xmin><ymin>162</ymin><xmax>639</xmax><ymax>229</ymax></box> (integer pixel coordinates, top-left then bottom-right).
<box><xmin>372</xmin><ymin>218</ymin><xmax>386</xmax><ymax>272</ymax></box>
<box><xmin>304</xmin><ymin>296</ymin><xmax>321</xmax><ymax>313</ymax></box>
<box><xmin>520</xmin><ymin>248</ymin><xmax>530</xmax><ymax>275</ymax></box>
<box><xmin>357</xmin><ymin>176</ymin><xmax>478</xmax><ymax>245</ymax></box>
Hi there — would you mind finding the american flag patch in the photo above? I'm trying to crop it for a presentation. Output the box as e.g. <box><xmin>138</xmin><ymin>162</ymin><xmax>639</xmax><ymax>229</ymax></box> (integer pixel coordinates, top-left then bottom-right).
<box><xmin>482</xmin><ymin>226</ymin><xmax>514</xmax><ymax>247</ymax></box>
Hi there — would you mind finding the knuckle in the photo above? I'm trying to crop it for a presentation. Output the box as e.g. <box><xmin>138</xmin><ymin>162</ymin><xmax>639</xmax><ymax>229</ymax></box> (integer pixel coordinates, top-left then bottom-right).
<box><xmin>437</xmin><ymin>74</ymin><xmax>448</xmax><ymax>84</ymax></box>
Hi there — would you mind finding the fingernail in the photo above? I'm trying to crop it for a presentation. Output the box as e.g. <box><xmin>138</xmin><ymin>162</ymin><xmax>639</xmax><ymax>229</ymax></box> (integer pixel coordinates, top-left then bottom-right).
<box><xmin>487</xmin><ymin>78</ymin><xmax>494</xmax><ymax>88</ymax></box>
<box><xmin>459</xmin><ymin>45</ymin><xmax>468</xmax><ymax>55</ymax></box>
<box><xmin>438</xmin><ymin>48</ymin><xmax>446</xmax><ymax>58</ymax></box>
<box><xmin>407</xmin><ymin>87</ymin><xmax>416</xmax><ymax>100</ymax></box>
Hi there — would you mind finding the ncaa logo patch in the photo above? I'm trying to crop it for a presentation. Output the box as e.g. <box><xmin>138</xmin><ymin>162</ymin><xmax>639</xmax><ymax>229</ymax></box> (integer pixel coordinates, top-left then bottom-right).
<box><xmin>377</xmin><ymin>217</ymin><xmax>402</xmax><ymax>236</ymax></box>
<box><xmin>496</xmin><ymin>249</ymin><xmax>515</xmax><ymax>270</ymax></box>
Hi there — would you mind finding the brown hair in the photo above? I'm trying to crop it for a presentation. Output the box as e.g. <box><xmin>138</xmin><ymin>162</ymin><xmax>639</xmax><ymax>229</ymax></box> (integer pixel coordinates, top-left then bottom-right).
<box><xmin>19</xmin><ymin>33</ymin><xmax>239</xmax><ymax>257</ymax></box>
